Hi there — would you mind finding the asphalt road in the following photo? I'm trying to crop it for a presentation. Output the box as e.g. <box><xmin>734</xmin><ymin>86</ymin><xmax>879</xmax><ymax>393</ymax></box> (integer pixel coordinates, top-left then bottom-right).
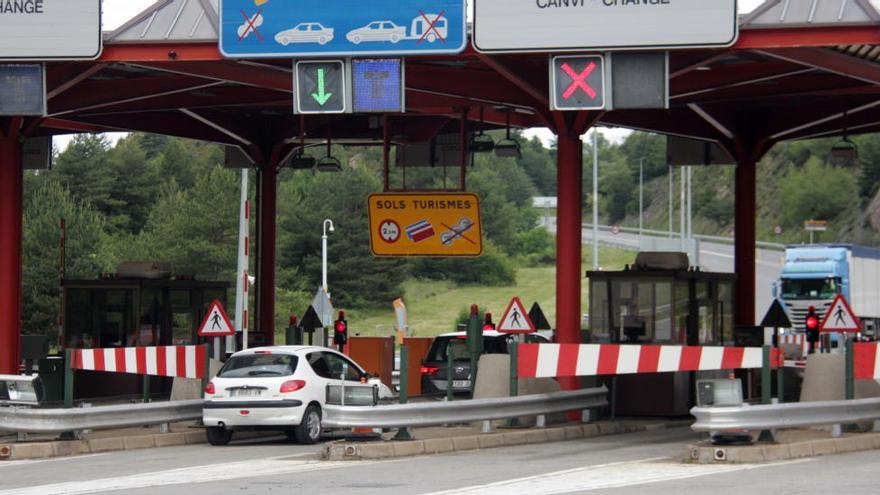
<box><xmin>2</xmin><ymin>428</ymin><xmax>879</xmax><ymax>494</ymax></box>
<box><xmin>544</xmin><ymin>218</ymin><xmax>783</xmax><ymax>324</ymax></box>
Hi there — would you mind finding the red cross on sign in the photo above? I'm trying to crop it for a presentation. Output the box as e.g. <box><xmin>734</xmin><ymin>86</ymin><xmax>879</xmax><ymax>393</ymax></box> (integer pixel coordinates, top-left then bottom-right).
<box><xmin>561</xmin><ymin>62</ymin><xmax>597</xmax><ymax>100</ymax></box>
<box><xmin>551</xmin><ymin>55</ymin><xmax>605</xmax><ymax>111</ymax></box>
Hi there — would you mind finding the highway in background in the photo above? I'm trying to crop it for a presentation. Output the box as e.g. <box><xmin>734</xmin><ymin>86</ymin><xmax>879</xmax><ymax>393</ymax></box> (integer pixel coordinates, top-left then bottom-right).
<box><xmin>544</xmin><ymin>218</ymin><xmax>784</xmax><ymax>324</ymax></box>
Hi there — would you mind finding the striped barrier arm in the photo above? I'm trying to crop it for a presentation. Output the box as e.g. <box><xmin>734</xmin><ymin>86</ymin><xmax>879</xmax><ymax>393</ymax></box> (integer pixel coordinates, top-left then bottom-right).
<box><xmin>518</xmin><ymin>343</ymin><xmax>782</xmax><ymax>378</ymax></box>
<box><xmin>854</xmin><ymin>342</ymin><xmax>880</xmax><ymax>380</ymax></box>
<box><xmin>70</xmin><ymin>345</ymin><xmax>207</xmax><ymax>379</ymax></box>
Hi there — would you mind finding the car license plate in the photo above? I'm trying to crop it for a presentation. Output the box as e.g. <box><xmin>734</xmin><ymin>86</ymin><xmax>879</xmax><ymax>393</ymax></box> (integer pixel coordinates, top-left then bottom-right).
<box><xmin>231</xmin><ymin>389</ymin><xmax>261</xmax><ymax>397</ymax></box>
<box><xmin>452</xmin><ymin>380</ymin><xmax>470</xmax><ymax>388</ymax></box>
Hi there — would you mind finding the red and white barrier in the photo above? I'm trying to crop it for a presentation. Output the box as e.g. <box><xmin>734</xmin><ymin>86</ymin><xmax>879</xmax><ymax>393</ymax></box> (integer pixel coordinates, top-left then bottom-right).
<box><xmin>778</xmin><ymin>334</ymin><xmax>809</xmax><ymax>354</ymax></box>
<box><xmin>71</xmin><ymin>345</ymin><xmax>206</xmax><ymax>379</ymax></box>
<box><xmin>854</xmin><ymin>343</ymin><xmax>880</xmax><ymax>380</ymax></box>
<box><xmin>518</xmin><ymin>343</ymin><xmax>781</xmax><ymax>379</ymax></box>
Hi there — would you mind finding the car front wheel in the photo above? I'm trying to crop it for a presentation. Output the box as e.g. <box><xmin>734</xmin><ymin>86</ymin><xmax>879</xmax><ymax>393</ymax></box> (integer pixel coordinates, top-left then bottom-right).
<box><xmin>206</xmin><ymin>426</ymin><xmax>233</xmax><ymax>446</ymax></box>
<box><xmin>294</xmin><ymin>404</ymin><xmax>322</xmax><ymax>444</ymax></box>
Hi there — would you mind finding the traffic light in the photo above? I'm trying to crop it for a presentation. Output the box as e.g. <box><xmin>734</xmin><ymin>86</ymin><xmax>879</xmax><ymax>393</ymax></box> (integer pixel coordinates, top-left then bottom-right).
<box><xmin>334</xmin><ymin>310</ymin><xmax>348</xmax><ymax>351</ymax></box>
<box><xmin>806</xmin><ymin>315</ymin><xmax>819</xmax><ymax>330</ymax></box>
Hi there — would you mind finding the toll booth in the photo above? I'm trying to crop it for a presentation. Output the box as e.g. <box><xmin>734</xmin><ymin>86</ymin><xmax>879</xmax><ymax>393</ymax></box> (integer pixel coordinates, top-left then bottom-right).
<box><xmin>587</xmin><ymin>252</ymin><xmax>735</xmax><ymax>415</ymax></box>
<box><xmin>61</xmin><ymin>262</ymin><xmax>229</xmax><ymax>399</ymax></box>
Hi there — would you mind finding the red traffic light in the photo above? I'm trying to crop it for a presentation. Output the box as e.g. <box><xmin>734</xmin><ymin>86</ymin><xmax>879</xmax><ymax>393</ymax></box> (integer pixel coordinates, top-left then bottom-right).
<box><xmin>806</xmin><ymin>316</ymin><xmax>819</xmax><ymax>330</ymax></box>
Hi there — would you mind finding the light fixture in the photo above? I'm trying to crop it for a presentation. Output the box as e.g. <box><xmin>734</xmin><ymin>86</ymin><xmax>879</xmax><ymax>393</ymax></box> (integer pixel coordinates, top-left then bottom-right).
<box><xmin>469</xmin><ymin>107</ymin><xmax>495</xmax><ymax>153</ymax></box>
<box><xmin>316</xmin><ymin>135</ymin><xmax>342</xmax><ymax>172</ymax></box>
<box><xmin>831</xmin><ymin>135</ymin><xmax>858</xmax><ymax>163</ymax></box>
<box><xmin>494</xmin><ymin>109</ymin><xmax>521</xmax><ymax>158</ymax></box>
<box><xmin>290</xmin><ymin>116</ymin><xmax>317</xmax><ymax>170</ymax></box>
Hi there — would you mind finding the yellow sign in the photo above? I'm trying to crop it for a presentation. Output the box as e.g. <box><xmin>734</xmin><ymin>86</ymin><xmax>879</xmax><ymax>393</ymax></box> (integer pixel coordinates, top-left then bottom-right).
<box><xmin>368</xmin><ymin>193</ymin><xmax>482</xmax><ymax>257</ymax></box>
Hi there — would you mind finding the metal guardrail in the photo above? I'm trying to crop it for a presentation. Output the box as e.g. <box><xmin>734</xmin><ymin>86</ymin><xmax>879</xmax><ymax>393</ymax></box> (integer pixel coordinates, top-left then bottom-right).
<box><xmin>0</xmin><ymin>400</ymin><xmax>203</xmax><ymax>435</ymax></box>
<box><xmin>582</xmin><ymin>223</ymin><xmax>785</xmax><ymax>251</ymax></box>
<box><xmin>323</xmin><ymin>386</ymin><xmax>608</xmax><ymax>429</ymax></box>
<box><xmin>691</xmin><ymin>397</ymin><xmax>880</xmax><ymax>432</ymax></box>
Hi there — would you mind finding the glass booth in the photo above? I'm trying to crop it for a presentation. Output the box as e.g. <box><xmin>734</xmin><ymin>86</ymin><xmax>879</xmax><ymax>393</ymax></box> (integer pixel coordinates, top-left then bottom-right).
<box><xmin>586</xmin><ymin>253</ymin><xmax>735</xmax><ymax>415</ymax></box>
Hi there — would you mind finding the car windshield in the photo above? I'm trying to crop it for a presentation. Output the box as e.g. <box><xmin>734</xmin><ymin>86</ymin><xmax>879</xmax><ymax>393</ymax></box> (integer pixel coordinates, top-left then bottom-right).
<box><xmin>781</xmin><ymin>278</ymin><xmax>839</xmax><ymax>300</ymax></box>
<box><xmin>218</xmin><ymin>353</ymin><xmax>298</xmax><ymax>378</ymax></box>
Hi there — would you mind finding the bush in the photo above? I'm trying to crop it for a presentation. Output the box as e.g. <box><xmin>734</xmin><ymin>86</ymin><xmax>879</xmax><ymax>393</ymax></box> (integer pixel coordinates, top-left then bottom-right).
<box><xmin>409</xmin><ymin>241</ymin><xmax>516</xmax><ymax>286</ymax></box>
<box><xmin>513</xmin><ymin>228</ymin><xmax>555</xmax><ymax>266</ymax></box>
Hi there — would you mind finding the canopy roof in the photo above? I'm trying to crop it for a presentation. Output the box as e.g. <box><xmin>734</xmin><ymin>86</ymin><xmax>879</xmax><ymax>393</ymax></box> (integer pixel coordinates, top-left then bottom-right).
<box><xmin>23</xmin><ymin>0</ymin><xmax>880</xmax><ymax>162</ymax></box>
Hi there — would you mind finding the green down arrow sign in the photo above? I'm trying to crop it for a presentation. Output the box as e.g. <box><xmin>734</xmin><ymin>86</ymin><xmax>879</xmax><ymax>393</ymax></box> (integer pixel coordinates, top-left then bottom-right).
<box><xmin>311</xmin><ymin>68</ymin><xmax>332</xmax><ymax>106</ymax></box>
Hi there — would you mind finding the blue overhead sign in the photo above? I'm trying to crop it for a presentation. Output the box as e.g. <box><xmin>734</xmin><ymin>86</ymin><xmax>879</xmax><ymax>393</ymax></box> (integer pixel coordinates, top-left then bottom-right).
<box><xmin>352</xmin><ymin>59</ymin><xmax>404</xmax><ymax>113</ymax></box>
<box><xmin>219</xmin><ymin>0</ymin><xmax>466</xmax><ymax>58</ymax></box>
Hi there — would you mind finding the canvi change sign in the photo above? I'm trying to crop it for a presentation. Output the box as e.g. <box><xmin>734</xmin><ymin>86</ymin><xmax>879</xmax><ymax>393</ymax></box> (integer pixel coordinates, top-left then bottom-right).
<box><xmin>473</xmin><ymin>0</ymin><xmax>737</xmax><ymax>53</ymax></box>
<box><xmin>0</xmin><ymin>0</ymin><xmax>101</xmax><ymax>60</ymax></box>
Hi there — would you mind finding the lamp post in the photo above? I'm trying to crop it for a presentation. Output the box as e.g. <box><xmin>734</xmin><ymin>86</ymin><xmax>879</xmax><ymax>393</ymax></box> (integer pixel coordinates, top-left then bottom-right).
<box><xmin>322</xmin><ymin>219</ymin><xmax>334</xmax><ymax>295</ymax></box>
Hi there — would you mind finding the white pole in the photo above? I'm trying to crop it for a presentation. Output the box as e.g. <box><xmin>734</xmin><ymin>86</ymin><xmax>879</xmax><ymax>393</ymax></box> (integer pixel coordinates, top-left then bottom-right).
<box><xmin>668</xmin><ymin>166</ymin><xmax>673</xmax><ymax>238</ymax></box>
<box><xmin>639</xmin><ymin>157</ymin><xmax>644</xmax><ymax>248</ymax></box>
<box><xmin>592</xmin><ymin>128</ymin><xmax>599</xmax><ymax>270</ymax></box>
<box><xmin>232</xmin><ymin>169</ymin><xmax>249</xmax><ymax>351</ymax></box>
<box><xmin>680</xmin><ymin>165</ymin><xmax>686</xmax><ymax>252</ymax></box>
<box><xmin>687</xmin><ymin>166</ymin><xmax>693</xmax><ymax>241</ymax></box>
<box><xmin>322</xmin><ymin>219</ymin><xmax>334</xmax><ymax>295</ymax></box>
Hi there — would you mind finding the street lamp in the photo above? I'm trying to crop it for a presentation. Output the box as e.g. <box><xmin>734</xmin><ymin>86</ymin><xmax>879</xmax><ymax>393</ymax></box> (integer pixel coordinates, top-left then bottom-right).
<box><xmin>322</xmin><ymin>219</ymin><xmax>334</xmax><ymax>294</ymax></box>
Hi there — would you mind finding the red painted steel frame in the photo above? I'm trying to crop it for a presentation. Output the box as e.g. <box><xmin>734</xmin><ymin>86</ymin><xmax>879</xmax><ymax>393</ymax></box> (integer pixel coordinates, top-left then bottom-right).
<box><xmin>0</xmin><ymin>137</ymin><xmax>22</xmax><ymax>374</ymax></box>
<box><xmin>257</xmin><ymin>166</ymin><xmax>277</xmax><ymax>345</ymax></box>
<box><xmin>734</xmin><ymin>156</ymin><xmax>757</xmax><ymax>327</ymax></box>
<box><xmin>555</xmin><ymin>132</ymin><xmax>583</xmax><ymax>391</ymax></box>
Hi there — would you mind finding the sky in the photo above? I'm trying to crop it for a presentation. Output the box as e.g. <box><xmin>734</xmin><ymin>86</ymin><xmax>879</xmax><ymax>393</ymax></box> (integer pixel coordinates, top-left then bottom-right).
<box><xmin>55</xmin><ymin>0</ymin><xmax>793</xmax><ymax>150</ymax></box>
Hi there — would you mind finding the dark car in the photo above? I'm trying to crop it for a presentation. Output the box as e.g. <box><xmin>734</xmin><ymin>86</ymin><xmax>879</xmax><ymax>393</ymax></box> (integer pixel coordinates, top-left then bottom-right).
<box><xmin>420</xmin><ymin>330</ymin><xmax>550</xmax><ymax>395</ymax></box>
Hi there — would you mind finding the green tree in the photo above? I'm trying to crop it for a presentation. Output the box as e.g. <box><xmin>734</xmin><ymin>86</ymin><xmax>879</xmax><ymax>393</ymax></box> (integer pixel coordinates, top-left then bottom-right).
<box><xmin>52</xmin><ymin>134</ymin><xmax>118</xmax><ymax>216</ymax></box>
<box><xmin>104</xmin><ymin>134</ymin><xmax>163</xmax><ymax>233</ymax></box>
<box><xmin>22</xmin><ymin>179</ymin><xmax>110</xmax><ymax>340</ymax></box>
<box><xmin>779</xmin><ymin>157</ymin><xmax>858</xmax><ymax>226</ymax></box>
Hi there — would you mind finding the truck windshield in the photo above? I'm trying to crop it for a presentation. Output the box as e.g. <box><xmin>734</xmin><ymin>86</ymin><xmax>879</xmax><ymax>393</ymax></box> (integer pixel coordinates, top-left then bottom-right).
<box><xmin>780</xmin><ymin>278</ymin><xmax>839</xmax><ymax>300</ymax></box>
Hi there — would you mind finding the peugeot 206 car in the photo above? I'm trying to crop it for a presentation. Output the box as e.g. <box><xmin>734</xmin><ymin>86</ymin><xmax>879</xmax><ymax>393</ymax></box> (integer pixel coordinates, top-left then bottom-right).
<box><xmin>274</xmin><ymin>22</ymin><xmax>334</xmax><ymax>45</ymax></box>
<box><xmin>202</xmin><ymin>345</ymin><xmax>392</xmax><ymax>445</ymax></box>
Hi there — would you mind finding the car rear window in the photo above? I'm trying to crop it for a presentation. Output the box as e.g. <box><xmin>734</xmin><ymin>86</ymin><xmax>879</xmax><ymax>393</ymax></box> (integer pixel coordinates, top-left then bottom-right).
<box><xmin>218</xmin><ymin>354</ymin><xmax>298</xmax><ymax>378</ymax></box>
<box><xmin>427</xmin><ymin>336</ymin><xmax>508</xmax><ymax>361</ymax></box>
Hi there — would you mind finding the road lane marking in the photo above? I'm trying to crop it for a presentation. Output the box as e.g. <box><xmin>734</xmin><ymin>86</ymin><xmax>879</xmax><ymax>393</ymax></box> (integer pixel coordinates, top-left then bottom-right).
<box><xmin>0</xmin><ymin>453</ymin><xmax>109</xmax><ymax>468</ymax></box>
<box><xmin>0</xmin><ymin>458</ymin><xmax>376</xmax><ymax>495</ymax></box>
<box><xmin>419</xmin><ymin>457</ymin><xmax>813</xmax><ymax>495</ymax></box>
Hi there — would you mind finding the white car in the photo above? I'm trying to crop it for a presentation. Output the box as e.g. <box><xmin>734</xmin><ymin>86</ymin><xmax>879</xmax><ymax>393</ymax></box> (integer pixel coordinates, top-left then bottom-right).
<box><xmin>346</xmin><ymin>21</ymin><xmax>406</xmax><ymax>44</ymax></box>
<box><xmin>275</xmin><ymin>22</ymin><xmax>334</xmax><ymax>46</ymax></box>
<box><xmin>202</xmin><ymin>345</ymin><xmax>392</xmax><ymax>445</ymax></box>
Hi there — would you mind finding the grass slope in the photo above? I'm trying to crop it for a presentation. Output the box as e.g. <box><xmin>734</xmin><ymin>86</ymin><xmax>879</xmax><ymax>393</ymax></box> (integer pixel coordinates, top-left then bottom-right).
<box><xmin>343</xmin><ymin>247</ymin><xmax>636</xmax><ymax>338</ymax></box>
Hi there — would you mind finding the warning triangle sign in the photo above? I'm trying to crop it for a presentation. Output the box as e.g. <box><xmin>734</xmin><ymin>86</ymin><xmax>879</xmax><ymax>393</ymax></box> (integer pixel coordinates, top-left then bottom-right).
<box><xmin>198</xmin><ymin>299</ymin><xmax>236</xmax><ymax>337</ymax></box>
<box><xmin>498</xmin><ymin>296</ymin><xmax>535</xmax><ymax>334</ymax></box>
<box><xmin>819</xmin><ymin>294</ymin><xmax>862</xmax><ymax>333</ymax></box>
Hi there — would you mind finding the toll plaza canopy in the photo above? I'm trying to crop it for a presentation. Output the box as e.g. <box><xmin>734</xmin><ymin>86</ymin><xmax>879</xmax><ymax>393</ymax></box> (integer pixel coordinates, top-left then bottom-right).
<box><xmin>3</xmin><ymin>0</ymin><xmax>880</xmax><ymax>375</ymax></box>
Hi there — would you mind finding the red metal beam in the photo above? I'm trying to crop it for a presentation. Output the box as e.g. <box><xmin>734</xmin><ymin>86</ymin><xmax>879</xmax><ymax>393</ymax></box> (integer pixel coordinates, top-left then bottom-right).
<box><xmin>0</xmin><ymin>136</ymin><xmax>21</xmax><ymax>374</ymax></box>
<box><xmin>49</xmin><ymin>75</ymin><xmax>221</xmax><ymax>115</ymax></box>
<box><xmin>555</xmin><ymin>130</ymin><xmax>582</xmax><ymax>391</ymax></box>
<box><xmin>735</xmin><ymin>26</ymin><xmax>880</xmax><ymax>49</ymax></box>
<box><xmin>99</xmin><ymin>42</ymin><xmax>224</xmax><ymax>62</ymax></box>
<box><xmin>129</xmin><ymin>61</ymin><xmax>292</xmax><ymax>92</ymax></box>
<box><xmin>759</xmin><ymin>47</ymin><xmax>880</xmax><ymax>85</ymax></box>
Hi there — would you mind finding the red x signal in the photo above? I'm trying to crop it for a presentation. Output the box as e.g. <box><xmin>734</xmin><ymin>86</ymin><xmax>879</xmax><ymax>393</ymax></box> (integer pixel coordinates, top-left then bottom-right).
<box><xmin>561</xmin><ymin>62</ymin><xmax>597</xmax><ymax>100</ymax></box>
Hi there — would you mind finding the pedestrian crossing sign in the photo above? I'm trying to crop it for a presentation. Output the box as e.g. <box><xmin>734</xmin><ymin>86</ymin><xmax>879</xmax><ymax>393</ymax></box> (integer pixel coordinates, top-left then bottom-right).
<box><xmin>497</xmin><ymin>296</ymin><xmax>535</xmax><ymax>334</ymax></box>
<box><xmin>198</xmin><ymin>299</ymin><xmax>236</xmax><ymax>337</ymax></box>
<box><xmin>819</xmin><ymin>294</ymin><xmax>861</xmax><ymax>333</ymax></box>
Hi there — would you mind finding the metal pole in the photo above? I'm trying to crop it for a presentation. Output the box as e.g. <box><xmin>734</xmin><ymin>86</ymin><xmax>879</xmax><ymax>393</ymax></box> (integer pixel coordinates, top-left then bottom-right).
<box><xmin>592</xmin><ymin>128</ymin><xmax>599</xmax><ymax>270</ymax></box>
<box><xmin>687</xmin><ymin>166</ymin><xmax>693</xmax><ymax>241</ymax></box>
<box><xmin>680</xmin><ymin>165</ymin><xmax>686</xmax><ymax>252</ymax></box>
<box><xmin>446</xmin><ymin>349</ymin><xmax>454</xmax><ymax>402</ymax></box>
<box><xmin>394</xmin><ymin>345</ymin><xmax>412</xmax><ymax>440</ymax></box>
<box><xmin>0</xmin><ymin>137</ymin><xmax>22</xmax><ymax>375</ymax></box>
<box><xmin>508</xmin><ymin>342</ymin><xmax>519</xmax><ymax>427</ymax></box>
<box><xmin>233</xmin><ymin>169</ymin><xmax>249</xmax><ymax>352</ymax></box>
<box><xmin>846</xmin><ymin>338</ymin><xmax>854</xmax><ymax>401</ymax></box>
<box><xmin>214</xmin><ymin>337</ymin><xmax>221</xmax><ymax>361</ymax></box>
<box><xmin>322</xmin><ymin>235</ymin><xmax>328</xmax><ymax>293</ymax></box>
<box><xmin>639</xmin><ymin>157</ymin><xmax>644</xmax><ymax>248</ymax></box>
<box><xmin>64</xmin><ymin>349</ymin><xmax>74</xmax><ymax>408</ymax></box>
<box><xmin>669</xmin><ymin>166</ymin><xmax>673</xmax><ymax>238</ymax></box>
<box><xmin>761</xmin><ymin>345</ymin><xmax>771</xmax><ymax>405</ymax></box>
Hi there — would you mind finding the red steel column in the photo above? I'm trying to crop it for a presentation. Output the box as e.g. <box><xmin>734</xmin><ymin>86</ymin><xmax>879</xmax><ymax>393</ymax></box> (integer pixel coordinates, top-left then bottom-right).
<box><xmin>556</xmin><ymin>131</ymin><xmax>583</xmax><ymax>391</ymax></box>
<box><xmin>0</xmin><ymin>137</ymin><xmax>22</xmax><ymax>374</ymax></box>
<box><xmin>256</xmin><ymin>164</ymin><xmax>277</xmax><ymax>345</ymax></box>
<box><xmin>734</xmin><ymin>154</ymin><xmax>757</xmax><ymax>327</ymax></box>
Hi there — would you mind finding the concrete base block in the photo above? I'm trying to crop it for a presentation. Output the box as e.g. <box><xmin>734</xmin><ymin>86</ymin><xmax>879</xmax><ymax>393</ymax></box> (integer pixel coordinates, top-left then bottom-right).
<box><xmin>596</xmin><ymin>422</ymin><xmax>617</xmax><ymax>435</ymax></box>
<box><xmin>564</xmin><ymin>425</ymin><xmax>584</xmax><ymax>440</ymax></box>
<box><xmin>422</xmin><ymin>438</ymin><xmax>454</xmax><ymax>454</ymax></box>
<box><xmin>122</xmin><ymin>435</ymin><xmax>156</xmax><ymax>451</ymax></box>
<box><xmin>787</xmin><ymin>442</ymin><xmax>814</xmax><ymax>458</ymax></box>
<box><xmin>546</xmin><ymin>428</ymin><xmax>567</xmax><ymax>442</ymax></box>
<box><xmin>451</xmin><ymin>436</ymin><xmax>479</xmax><ymax>451</ymax></box>
<box><xmin>155</xmin><ymin>432</ymin><xmax>188</xmax><ymax>448</ymax></box>
<box><xmin>810</xmin><ymin>439</ymin><xmax>838</xmax><ymax>456</ymax></box>
<box><xmin>392</xmin><ymin>440</ymin><xmax>425</xmax><ymax>457</ymax></box>
<box><xmin>477</xmin><ymin>434</ymin><xmax>505</xmax><ymax>449</ymax></box>
<box><xmin>88</xmin><ymin>437</ymin><xmax>124</xmax><ymax>453</ymax></box>
<box><xmin>502</xmin><ymin>431</ymin><xmax>531</xmax><ymax>446</ymax></box>
<box><xmin>727</xmin><ymin>446</ymin><xmax>767</xmax><ymax>463</ymax></box>
<box><xmin>582</xmin><ymin>424</ymin><xmax>600</xmax><ymax>437</ymax></box>
<box><xmin>11</xmin><ymin>443</ymin><xmax>55</xmax><ymax>460</ymax></box>
<box><xmin>357</xmin><ymin>442</ymin><xmax>395</xmax><ymax>459</ymax></box>
<box><xmin>762</xmin><ymin>444</ymin><xmax>791</xmax><ymax>461</ymax></box>
<box><xmin>525</xmin><ymin>430</ymin><xmax>549</xmax><ymax>443</ymax></box>
<box><xmin>184</xmin><ymin>431</ymin><xmax>205</xmax><ymax>444</ymax></box>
